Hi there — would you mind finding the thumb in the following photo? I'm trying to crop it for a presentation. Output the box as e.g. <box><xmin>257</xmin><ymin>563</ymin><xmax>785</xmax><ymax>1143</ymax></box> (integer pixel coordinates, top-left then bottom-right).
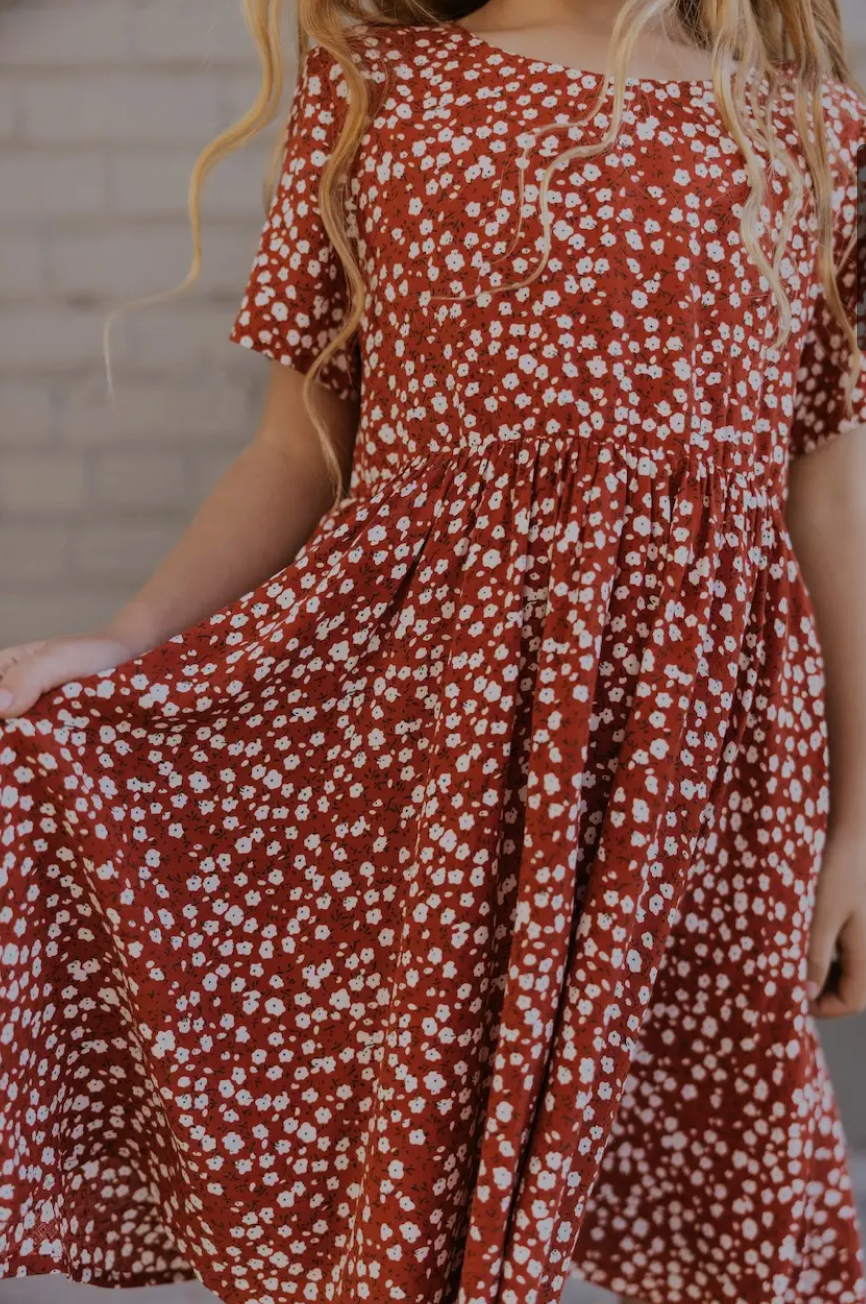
<box><xmin>806</xmin><ymin>909</ymin><xmax>836</xmax><ymax>1003</ymax></box>
<box><xmin>0</xmin><ymin>649</ymin><xmax>68</xmax><ymax>719</ymax></box>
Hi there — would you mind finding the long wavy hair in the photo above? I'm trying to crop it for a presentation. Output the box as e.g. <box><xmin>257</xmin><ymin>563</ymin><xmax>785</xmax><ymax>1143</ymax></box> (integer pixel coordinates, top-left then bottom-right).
<box><xmin>181</xmin><ymin>0</ymin><xmax>864</xmax><ymax>502</ymax></box>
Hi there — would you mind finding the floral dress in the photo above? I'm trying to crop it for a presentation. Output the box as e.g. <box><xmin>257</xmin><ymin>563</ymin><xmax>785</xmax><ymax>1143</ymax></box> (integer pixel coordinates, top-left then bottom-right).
<box><xmin>1</xmin><ymin>20</ymin><xmax>866</xmax><ymax>1304</ymax></box>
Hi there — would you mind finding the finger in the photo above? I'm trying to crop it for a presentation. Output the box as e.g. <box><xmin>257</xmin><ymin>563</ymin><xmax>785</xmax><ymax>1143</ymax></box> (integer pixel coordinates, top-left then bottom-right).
<box><xmin>0</xmin><ymin>661</ymin><xmax>52</xmax><ymax>719</ymax></box>
<box><xmin>810</xmin><ymin>961</ymin><xmax>850</xmax><ymax>1019</ymax></box>
<box><xmin>814</xmin><ymin>913</ymin><xmax>866</xmax><ymax>1020</ymax></box>
<box><xmin>0</xmin><ymin>643</ymin><xmax>79</xmax><ymax>719</ymax></box>
<box><xmin>806</xmin><ymin>909</ymin><xmax>837</xmax><ymax>1003</ymax></box>
<box><xmin>0</xmin><ymin>640</ymin><xmax>45</xmax><ymax>679</ymax></box>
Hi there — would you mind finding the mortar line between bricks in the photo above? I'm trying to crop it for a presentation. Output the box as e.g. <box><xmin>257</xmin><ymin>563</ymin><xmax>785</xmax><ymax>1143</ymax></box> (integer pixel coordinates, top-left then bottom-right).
<box><xmin>0</xmin><ymin>218</ymin><xmax>265</xmax><ymax>232</ymax></box>
<box><xmin>0</xmin><ymin>142</ymin><xmax>267</xmax><ymax>153</ymax></box>
<box><xmin>0</xmin><ymin>373</ymin><xmax>256</xmax><ymax>387</ymax></box>
<box><xmin>13</xmin><ymin>138</ymin><xmax>251</xmax><ymax>149</ymax></box>
<box><xmin>0</xmin><ymin>61</ymin><xmax>261</xmax><ymax>74</ymax></box>
<box><xmin>0</xmin><ymin>296</ymin><xmax>244</xmax><ymax>308</ymax></box>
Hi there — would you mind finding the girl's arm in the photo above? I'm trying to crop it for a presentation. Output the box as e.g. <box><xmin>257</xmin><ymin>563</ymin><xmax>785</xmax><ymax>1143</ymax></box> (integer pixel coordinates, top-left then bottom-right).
<box><xmin>106</xmin><ymin>363</ymin><xmax>359</xmax><ymax>657</ymax></box>
<box><xmin>0</xmin><ymin>363</ymin><xmax>359</xmax><ymax>718</ymax></box>
<box><xmin>785</xmin><ymin>425</ymin><xmax>866</xmax><ymax>1018</ymax></box>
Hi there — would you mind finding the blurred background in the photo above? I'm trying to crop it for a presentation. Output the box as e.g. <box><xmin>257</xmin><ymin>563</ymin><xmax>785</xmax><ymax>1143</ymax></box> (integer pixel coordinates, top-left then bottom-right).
<box><xmin>0</xmin><ymin>1</ymin><xmax>865</xmax><ymax>1301</ymax></box>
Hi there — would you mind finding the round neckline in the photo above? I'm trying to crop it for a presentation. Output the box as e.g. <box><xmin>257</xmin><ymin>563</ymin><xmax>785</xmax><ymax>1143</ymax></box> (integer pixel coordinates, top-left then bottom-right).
<box><xmin>444</xmin><ymin>20</ymin><xmax>760</xmax><ymax>88</ymax></box>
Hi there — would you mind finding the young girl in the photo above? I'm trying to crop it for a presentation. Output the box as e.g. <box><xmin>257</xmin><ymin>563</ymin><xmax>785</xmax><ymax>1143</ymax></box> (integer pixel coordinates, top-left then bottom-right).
<box><xmin>1</xmin><ymin>0</ymin><xmax>865</xmax><ymax>1301</ymax></box>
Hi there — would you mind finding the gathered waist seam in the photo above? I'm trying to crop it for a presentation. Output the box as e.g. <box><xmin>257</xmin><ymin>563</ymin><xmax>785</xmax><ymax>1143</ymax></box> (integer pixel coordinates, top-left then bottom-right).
<box><xmin>355</xmin><ymin>430</ymin><xmax>786</xmax><ymax>508</ymax></box>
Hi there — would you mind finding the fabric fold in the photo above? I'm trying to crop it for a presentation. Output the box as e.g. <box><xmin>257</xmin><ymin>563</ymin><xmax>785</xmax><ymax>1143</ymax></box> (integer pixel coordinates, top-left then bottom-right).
<box><xmin>1</xmin><ymin>438</ymin><xmax>863</xmax><ymax>1304</ymax></box>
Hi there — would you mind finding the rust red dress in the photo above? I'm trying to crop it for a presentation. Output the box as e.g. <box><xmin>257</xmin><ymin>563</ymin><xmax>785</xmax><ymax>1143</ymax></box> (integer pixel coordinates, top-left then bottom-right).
<box><xmin>2</xmin><ymin>21</ymin><xmax>866</xmax><ymax>1304</ymax></box>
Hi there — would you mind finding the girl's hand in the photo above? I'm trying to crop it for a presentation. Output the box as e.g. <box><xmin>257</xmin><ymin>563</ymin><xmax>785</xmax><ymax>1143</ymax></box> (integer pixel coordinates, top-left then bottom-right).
<box><xmin>806</xmin><ymin>827</ymin><xmax>866</xmax><ymax>1019</ymax></box>
<box><xmin>0</xmin><ymin>631</ymin><xmax>138</xmax><ymax>720</ymax></box>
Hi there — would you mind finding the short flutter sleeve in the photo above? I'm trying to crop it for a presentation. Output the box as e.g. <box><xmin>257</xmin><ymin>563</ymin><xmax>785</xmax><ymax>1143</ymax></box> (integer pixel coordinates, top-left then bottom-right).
<box><xmin>230</xmin><ymin>43</ymin><xmax>362</xmax><ymax>402</ymax></box>
<box><xmin>788</xmin><ymin>94</ymin><xmax>866</xmax><ymax>461</ymax></box>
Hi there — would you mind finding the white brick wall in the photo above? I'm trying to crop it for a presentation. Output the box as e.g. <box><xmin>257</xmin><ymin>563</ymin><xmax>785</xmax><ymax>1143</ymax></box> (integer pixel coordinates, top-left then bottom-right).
<box><xmin>0</xmin><ymin>0</ymin><xmax>282</xmax><ymax>640</ymax></box>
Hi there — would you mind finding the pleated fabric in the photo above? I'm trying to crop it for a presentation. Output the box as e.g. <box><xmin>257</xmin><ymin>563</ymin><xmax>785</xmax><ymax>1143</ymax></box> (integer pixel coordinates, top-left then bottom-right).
<box><xmin>2</xmin><ymin>20</ymin><xmax>866</xmax><ymax>1304</ymax></box>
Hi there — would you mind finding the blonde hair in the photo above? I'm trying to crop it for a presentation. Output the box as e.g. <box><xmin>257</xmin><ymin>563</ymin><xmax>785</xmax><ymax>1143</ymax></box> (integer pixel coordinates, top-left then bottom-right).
<box><xmin>183</xmin><ymin>0</ymin><xmax>865</xmax><ymax>503</ymax></box>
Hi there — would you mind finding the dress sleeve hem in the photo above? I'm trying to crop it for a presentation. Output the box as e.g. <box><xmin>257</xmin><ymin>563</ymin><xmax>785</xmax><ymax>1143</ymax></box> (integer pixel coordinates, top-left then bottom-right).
<box><xmin>228</xmin><ymin>319</ymin><xmax>362</xmax><ymax>406</ymax></box>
